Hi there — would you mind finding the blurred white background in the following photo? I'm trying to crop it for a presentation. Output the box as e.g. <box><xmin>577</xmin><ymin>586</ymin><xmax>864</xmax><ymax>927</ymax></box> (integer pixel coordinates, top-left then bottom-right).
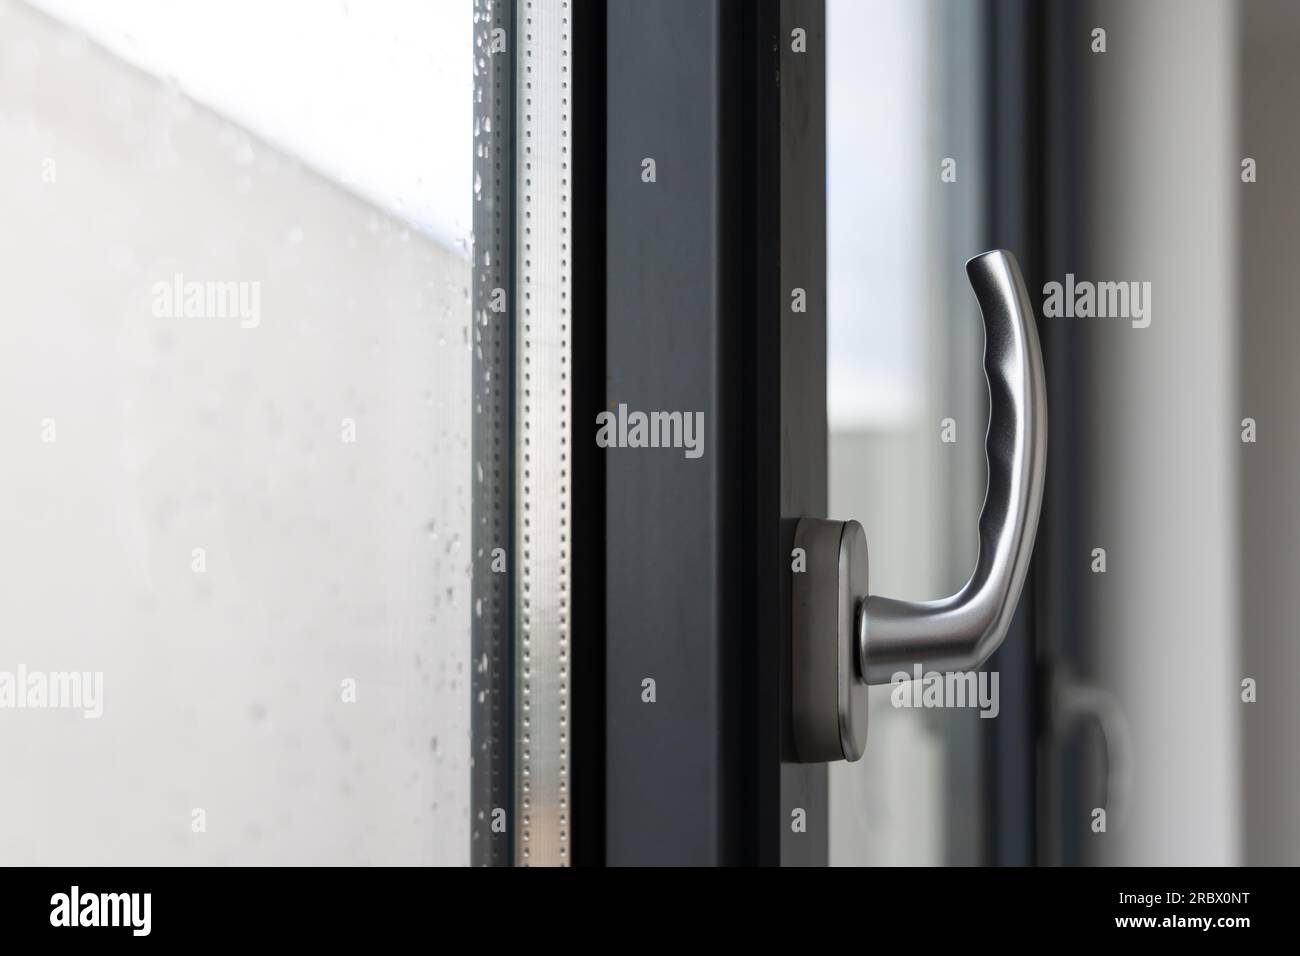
<box><xmin>0</xmin><ymin>0</ymin><xmax>472</xmax><ymax>864</ymax></box>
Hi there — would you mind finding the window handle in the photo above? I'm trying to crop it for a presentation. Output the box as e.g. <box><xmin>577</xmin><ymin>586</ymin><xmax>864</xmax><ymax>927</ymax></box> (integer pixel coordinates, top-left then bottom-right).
<box><xmin>792</xmin><ymin>250</ymin><xmax>1047</xmax><ymax>762</ymax></box>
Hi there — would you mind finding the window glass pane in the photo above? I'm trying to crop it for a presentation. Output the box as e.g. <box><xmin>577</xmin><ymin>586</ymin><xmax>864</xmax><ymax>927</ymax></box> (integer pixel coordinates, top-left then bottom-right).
<box><xmin>0</xmin><ymin>0</ymin><xmax>471</xmax><ymax>864</ymax></box>
<box><xmin>826</xmin><ymin>0</ymin><xmax>986</xmax><ymax>865</ymax></box>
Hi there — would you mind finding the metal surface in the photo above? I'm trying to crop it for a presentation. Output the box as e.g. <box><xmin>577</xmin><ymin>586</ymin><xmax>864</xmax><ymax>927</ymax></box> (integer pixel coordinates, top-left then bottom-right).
<box><xmin>859</xmin><ymin>250</ymin><xmax>1047</xmax><ymax>684</ymax></box>
<box><xmin>982</xmin><ymin>0</ymin><xmax>1046</xmax><ymax>865</ymax></box>
<box><xmin>597</xmin><ymin>0</ymin><xmax>829</xmax><ymax>864</ymax></box>
<box><xmin>602</xmin><ymin>0</ymin><xmax>828</xmax><ymax>865</ymax></box>
<box><xmin>790</xmin><ymin>250</ymin><xmax>1046</xmax><ymax>763</ymax></box>
<box><xmin>515</xmin><ymin>0</ymin><xmax>572</xmax><ymax>867</ymax></box>
<box><xmin>791</xmin><ymin>519</ymin><xmax>869</xmax><ymax>762</ymax></box>
<box><xmin>1037</xmin><ymin>0</ymin><xmax>1091</xmax><ymax>868</ymax></box>
<box><xmin>777</xmin><ymin>0</ymin><xmax>830</xmax><ymax>863</ymax></box>
<box><xmin>604</xmin><ymin>0</ymin><xmax>736</xmax><ymax>866</ymax></box>
<box><xmin>471</xmin><ymin>0</ymin><xmax>514</xmax><ymax>867</ymax></box>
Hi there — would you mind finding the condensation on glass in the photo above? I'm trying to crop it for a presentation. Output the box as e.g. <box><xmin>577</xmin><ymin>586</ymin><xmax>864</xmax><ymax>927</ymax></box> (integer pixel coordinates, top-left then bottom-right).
<box><xmin>0</xmin><ymin>0</ymin><xmax>472</xmax><ymax>864</ymax></box>
<box><xmin>471</xmin><ymin>0</ymin><xmax>513</xmax><ymax>867</ymax></box>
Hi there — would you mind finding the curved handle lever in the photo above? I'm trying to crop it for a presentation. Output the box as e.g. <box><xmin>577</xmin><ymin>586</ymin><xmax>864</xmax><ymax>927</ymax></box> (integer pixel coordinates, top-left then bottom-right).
<box><xmin>859</xmin><ymin>249</ymin><xmax>1047</xmax><ymax>684</ymax></box>
<box><xmin>790</xmin><ymin>250</ymin><xmax>1046</xmax><ymax>763</ymax></box>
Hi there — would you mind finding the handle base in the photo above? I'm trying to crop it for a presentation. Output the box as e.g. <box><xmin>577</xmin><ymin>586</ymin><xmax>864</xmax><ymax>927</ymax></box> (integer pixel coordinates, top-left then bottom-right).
<box><xmin>791</xmin><ymin>518</ymin><xmax>870</xmax><ymax>763</ymax></box>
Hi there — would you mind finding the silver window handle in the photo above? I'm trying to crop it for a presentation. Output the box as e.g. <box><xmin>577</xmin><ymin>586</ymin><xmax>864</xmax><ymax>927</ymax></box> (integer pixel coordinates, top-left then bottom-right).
<box><xmin>792</xmin><ymin>250</ymin><xmax>1047</xmax><ymax>762</ymax></box>
<box><xmin>860</xmin><ymin>250</ymin><xmax>1047</xmax><ymax>682</ymax></box>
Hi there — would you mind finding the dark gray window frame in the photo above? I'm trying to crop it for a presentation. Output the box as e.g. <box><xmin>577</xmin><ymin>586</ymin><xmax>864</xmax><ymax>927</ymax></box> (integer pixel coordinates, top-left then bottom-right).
<box><xmin>602</xmin><ymin>0</ymin><xmax>827</xmax><ymax>866</ymax></box>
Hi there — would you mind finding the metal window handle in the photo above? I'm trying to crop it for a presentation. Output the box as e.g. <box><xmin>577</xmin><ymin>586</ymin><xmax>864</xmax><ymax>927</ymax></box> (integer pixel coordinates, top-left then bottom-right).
<box><xmin>792</xmin><ymin>250</ymin><xmax>1047</xmax><ymax>762</ymax></box>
